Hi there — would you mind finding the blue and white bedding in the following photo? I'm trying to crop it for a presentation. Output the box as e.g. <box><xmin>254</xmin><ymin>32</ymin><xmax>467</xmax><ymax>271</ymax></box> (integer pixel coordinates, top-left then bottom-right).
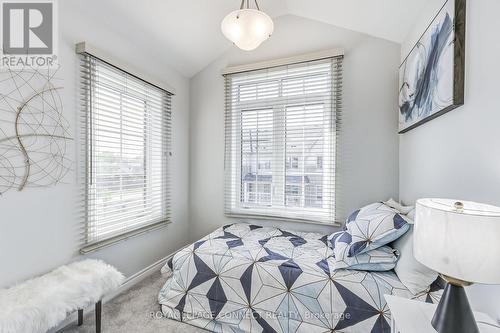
<box><xmin>159</xmin><ymin>223</ymin><xmax>443</xmax><ymax>333</ymax></box>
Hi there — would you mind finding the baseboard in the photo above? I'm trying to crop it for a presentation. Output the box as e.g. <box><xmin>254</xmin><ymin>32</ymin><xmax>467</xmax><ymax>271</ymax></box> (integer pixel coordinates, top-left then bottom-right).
<box><xmin>104</xmin><ymin>253</ymin><xmax>172</xmax><ymax>301</ymax></box>
<box><xmin>52</xmin><ymin>246</ymin><xmax>186</xmax><ymax>333</ymax></box>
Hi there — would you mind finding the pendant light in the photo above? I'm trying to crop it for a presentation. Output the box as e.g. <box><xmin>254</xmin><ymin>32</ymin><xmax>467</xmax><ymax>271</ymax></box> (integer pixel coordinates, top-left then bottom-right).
<box><xmin>221</xmin><ymin>0</ymin><xmax>274</xmax><ymax>51</ymax></box>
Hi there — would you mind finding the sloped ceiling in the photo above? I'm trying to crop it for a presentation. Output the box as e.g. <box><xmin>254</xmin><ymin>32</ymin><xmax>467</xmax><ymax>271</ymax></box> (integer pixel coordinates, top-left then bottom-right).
<box><xmin>66</xmin><ymin>0</ymin><xmax>432</xmax><ymax>77</ymax></box>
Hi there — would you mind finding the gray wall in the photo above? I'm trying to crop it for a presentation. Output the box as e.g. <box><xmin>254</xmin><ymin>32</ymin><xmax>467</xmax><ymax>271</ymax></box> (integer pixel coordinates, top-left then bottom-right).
<box><xmin>399</xmin><ymin>0</ymin><xmax>500</xmax><ymax>321</ymax></box>
<box><xmin>189</xmin><ymin>15</ymin><xmax>401</xmax><ymax>241</ymax></box>
<box><xmin>0</xmin><ymin>1</ymin><xmax>191</xmax><ymax>288</ymax></box>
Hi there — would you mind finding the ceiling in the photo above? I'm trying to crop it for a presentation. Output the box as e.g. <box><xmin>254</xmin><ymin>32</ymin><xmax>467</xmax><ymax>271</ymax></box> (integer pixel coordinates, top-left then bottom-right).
<box><xmin>70</xmin><ymin>0</ymin><xmax>432</xmax><ymax>78</ymax></box>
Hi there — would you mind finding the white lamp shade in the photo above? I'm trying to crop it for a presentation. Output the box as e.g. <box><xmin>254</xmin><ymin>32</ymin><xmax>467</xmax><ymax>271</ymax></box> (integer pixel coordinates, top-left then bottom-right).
<box><xmin>414</xmin><ymin>198</ymin><xmax>500</xmax><ymax>284</ymax></box>
<box><xmin>221</xmin><ymin>9</ymin><xmax>274</xmax><ymax>51</ymax></box>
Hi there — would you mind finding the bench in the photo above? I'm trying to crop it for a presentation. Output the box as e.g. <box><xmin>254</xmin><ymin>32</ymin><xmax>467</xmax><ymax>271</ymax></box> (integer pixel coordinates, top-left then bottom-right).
<box><xmin>0</xmin><ymin>259</ymin><xmax>124</xmax><ymax>333</ymax></box>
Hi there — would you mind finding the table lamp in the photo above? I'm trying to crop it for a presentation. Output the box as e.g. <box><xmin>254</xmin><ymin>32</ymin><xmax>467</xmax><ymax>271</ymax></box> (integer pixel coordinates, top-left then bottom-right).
<box><xmin>414</xmin><ymin>198</ymin><xmax>500</xmax><ymax>333</ymax></box>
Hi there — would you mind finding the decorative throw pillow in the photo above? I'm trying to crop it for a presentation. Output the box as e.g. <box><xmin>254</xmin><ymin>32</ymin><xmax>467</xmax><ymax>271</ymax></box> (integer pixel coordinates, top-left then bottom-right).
<box><xmin>331</xmin><ymin>203</ymin><xmax>411</xmax><ymax>258</ymax></box>
<box><xmin>330</xmin><ymin>246</ymin><xmax>399</xmax><ymax>272</ymax></box>
<box><xmin>392</xmin><ymin>225</ymin><xmax>438</xmax><ymax>294</ymax></box>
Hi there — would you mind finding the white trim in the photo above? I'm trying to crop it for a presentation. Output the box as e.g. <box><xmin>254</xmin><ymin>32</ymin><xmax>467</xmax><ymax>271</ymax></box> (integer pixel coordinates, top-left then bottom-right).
<box><xmin>80</xmin><ymin>221</ymin><xmax>171</xmax><ymax>255</ymax></box>
<box><xmin>226</xmin><ymin>213</ymin><xmax>341</xmax><ymax>227</ymax></box>
<box><xmin>50</xmin><ymin>244</ymin><xmax>189</xmax><ymax>333</ymax></box>
<box><xmin>75</xmin><ymin>41</ymin><xmax>176</xmax><ymax>95</ymax></box>
<box><xmin>104</xmin><ymin>252</ymin><xmax>174</xmax><ymax>300</ymax></box>
<box><xmin>221</xmin><ymin>48</ymin><xmax>344</xmax><ymax>75</ymax></box>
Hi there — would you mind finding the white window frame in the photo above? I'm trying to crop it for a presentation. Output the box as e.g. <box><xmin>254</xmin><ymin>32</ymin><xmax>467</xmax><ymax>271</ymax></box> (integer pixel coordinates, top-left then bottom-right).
<box><xmin>230</xmin><ymin>101</ymin><xmax>334</xmax><ymax>221</ymax></box>
<box><xmin>77</xmin><ymin>43</ymin><xmax>173</xmax><ymax>253</ymax></box>
<box><xmin>224</xmin><ymin>56</ymin><xmax>342</xmax><ymax>225</ymax></box>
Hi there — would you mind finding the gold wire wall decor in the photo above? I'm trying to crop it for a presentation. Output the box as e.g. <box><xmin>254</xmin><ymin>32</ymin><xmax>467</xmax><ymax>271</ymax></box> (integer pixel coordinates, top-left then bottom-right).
<box><xmin>0</xmin><ymin>63</ymin><xmax>72</xmax><ymax>195</ymax></box>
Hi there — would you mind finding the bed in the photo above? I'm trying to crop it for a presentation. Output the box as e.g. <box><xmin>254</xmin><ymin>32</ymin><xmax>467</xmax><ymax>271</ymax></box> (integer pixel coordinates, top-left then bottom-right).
<box><xmin>159</xmin><ymin>223</ymin><xmax>443</xmax><ymax>333</ymax></box>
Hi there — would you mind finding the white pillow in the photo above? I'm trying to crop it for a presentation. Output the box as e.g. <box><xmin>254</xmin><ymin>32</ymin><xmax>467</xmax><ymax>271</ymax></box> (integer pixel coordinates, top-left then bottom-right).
<box><xmin>384</xmin><ymin>198</ymin><xmax>414</xmax><ymax>215</ymax></box>
<box><xmin>392</xmin><ymin>226</ymin><xmax>438</xmax><ymax>294</ymax></box>
<box><xmin>407</xmin><ymin>208</ymin><xmax>415</xmax><ymax>221</ymax></box>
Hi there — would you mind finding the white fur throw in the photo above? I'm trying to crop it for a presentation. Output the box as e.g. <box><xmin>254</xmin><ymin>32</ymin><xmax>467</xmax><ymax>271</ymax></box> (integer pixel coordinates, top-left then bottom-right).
<box><xmin>0</xmin><ymin>259</ymin><xmax>124</xmax><ymax>333</ymax></box>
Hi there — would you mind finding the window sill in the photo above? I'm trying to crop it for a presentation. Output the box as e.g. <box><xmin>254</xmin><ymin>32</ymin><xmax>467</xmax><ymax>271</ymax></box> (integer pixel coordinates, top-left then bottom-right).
<box><xmin>225</xmin><ymin>212</ymin><xmax>341</xmax><ymax>227</ymax></box>
<box><xmin>80</xmin><ymin>220</ymin><xmax>171</xmax><ymax>255</ymax></box>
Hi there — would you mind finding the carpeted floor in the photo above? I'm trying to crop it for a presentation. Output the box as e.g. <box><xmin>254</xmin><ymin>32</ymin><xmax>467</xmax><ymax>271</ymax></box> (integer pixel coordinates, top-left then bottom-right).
<box><xmin>60</xmin><ymin>271</ymin><xmax>207</xmax><ymax>333</ymax></box>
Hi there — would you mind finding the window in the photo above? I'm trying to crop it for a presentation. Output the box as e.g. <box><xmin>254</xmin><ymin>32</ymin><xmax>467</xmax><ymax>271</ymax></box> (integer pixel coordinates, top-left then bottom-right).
<box><xmin>224</xmin><ymin>57</ymin><xmax>343</xmax><ymax>223</ymax></box>
<box><xmin>79</xmin><ymin>53</ymin><xmax>172</xmax><ymax>251</ymax></box>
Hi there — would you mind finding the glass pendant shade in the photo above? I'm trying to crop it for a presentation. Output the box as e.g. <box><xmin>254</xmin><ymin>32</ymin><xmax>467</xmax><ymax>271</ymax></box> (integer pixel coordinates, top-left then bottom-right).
<box><xmin>221</xmin><ymin>9</ymin><xmax>274</xmax><ymax>51</ymax></box>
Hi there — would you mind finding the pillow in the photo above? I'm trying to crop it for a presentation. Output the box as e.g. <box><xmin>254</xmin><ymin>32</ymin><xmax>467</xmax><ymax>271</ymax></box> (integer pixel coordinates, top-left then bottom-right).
<box><xmin>328</xmin><ymin>230</ymin><xmax>351</xmax><ymax>249</ymax></box>
<box><xmin>331</xmin><ymin>202</ymin><xmax>411</xmax><ymax>258</ymax></box>
<box><xmin>384</xmin><ymin>198</ymin><xmax>414</xmax><ymax>215</ymax></box>
<box><xmin>330</xmin><ymin>245</ymin><xmax>399</xmax><ymax>272</ymax></box>
<box><xmin>407</xmin><ymin>208</ymin><xmax>415</xmax><ymax>221</ymax></box>
<box><xmin>344</xmin><ymin>208</ymin><xmax>361</xmax><ymax>230</ymax></box>
<box><xmin>392</xmin><ymin>225</ymin><xmax>438</xmax><ymax>294</ymax></box>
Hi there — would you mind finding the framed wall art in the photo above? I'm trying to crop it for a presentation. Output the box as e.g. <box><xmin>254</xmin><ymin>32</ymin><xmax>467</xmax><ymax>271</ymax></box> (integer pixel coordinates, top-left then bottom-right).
<box><xmin>399</xmin><ymin>0</ymin><xmax>466</xmax><ymax>133</ymax></box>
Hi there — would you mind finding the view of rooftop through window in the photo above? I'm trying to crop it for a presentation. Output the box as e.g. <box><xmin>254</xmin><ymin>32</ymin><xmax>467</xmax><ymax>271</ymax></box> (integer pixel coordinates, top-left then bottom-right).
<box><xmin>241</xmin><ymin>104</ymin><xmax>326</xmax><ymax>209</ymax></box>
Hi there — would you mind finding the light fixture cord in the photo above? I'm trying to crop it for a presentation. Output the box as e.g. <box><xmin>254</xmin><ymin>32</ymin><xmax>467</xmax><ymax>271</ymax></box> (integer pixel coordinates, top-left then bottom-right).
<box><xmin>239</xmin><ymin>0</ymin><xmax>260</xmax><ymax>10</ymax></box>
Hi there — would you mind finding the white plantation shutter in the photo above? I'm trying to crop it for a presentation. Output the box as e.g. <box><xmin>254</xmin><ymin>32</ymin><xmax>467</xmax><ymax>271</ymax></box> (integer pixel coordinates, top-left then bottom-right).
<box><xmin>224</xmin><ymin>57</ymin><xmax>343</xmax><ymax>224</ymax></box>
<box><xmin>79</xmin><ymin>53</ymin><xmax>172</xmax><ymax>252</ymax></box>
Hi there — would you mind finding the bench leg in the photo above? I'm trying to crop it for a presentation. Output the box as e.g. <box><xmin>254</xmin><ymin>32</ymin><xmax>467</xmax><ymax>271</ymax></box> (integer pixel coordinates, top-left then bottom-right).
<box><xmin>77</xmin><ymin>309</ymin><xmax>83</xmax><ymax>326</ymax></box>
<box><xmin>95</xmin><ymin>300</ymin><xmax>102</xmax><ymax>333</ymax></box>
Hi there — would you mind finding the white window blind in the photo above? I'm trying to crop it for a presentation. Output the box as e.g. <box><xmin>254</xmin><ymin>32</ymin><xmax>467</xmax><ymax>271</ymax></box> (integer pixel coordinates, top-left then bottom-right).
<box><xmin>224</xmin><ymin>57</ymin><xmax>342</xmax><ymax>224</ymax></box>
<box><xmin>79</xmin><ymin>53</ymin><xmax>172</xmax><ymax>252</ymax></box>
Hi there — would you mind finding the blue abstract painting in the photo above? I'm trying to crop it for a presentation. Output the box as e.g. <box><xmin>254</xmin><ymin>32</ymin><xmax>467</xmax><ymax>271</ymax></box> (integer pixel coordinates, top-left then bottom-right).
<box><xmin>399</xmin><ymin>0</ymin><xmax>465</xmax><ymax>133</ymax></box>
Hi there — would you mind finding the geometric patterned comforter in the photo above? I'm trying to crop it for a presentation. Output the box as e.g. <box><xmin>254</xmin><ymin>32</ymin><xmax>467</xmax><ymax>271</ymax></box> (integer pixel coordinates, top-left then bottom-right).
<box><xmin>159</xmin><ymin>223</ymin><xmax>443</xmax><ymax>333</ymax></box>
